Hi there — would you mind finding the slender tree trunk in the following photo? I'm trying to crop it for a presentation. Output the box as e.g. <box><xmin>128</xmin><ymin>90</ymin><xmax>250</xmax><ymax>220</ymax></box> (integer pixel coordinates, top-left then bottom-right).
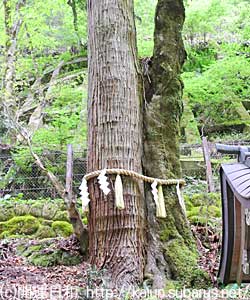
<box><xmin>68</xmin><ymin>0</ymin><xmax>78</xmax><ymax>33</ymax></box>
<box><xmin>2</xmin><ymin>0</ymin><xmax>26</xmax><ymax>142</ymax></box>
<box><xmin>87</xmin><ymin>0</ymin><xmax>146</xmax><ymax>287</ymax></box>
<box><xmin>143</xmin><ymin>0</ymin><xmax>201</xmax><ymax>289</ymax></box>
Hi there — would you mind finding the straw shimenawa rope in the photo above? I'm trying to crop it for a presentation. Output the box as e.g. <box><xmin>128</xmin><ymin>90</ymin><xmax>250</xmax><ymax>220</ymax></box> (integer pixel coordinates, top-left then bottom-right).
<box><xmin>84</xmin><ymin>168</ymin><xmax>185</xmax><ymax>186</ymax></box>
<box><xmin>80</xmin><ymin>168</ymin><xmax>186</xmax><ymax>217</ymax></box>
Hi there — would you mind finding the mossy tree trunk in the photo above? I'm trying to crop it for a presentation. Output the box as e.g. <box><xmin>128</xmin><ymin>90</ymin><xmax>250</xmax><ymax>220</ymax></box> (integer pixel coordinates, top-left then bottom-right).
<box><xmin>143</xmin><ymin>0</ymin><xmax>200</xmax><ymax>289</ymax></box>
<box><xmin>87</xmin><ymin>0</ymin><xmax>146</xmax><ymax>288</ymax></box>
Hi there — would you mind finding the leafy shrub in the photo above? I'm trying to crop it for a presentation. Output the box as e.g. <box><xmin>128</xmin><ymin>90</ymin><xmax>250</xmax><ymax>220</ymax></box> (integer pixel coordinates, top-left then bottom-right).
<box><xmin>183</xmin><ymin>55</ymin><xmax>250</xmax><ymax>127</ymax></box>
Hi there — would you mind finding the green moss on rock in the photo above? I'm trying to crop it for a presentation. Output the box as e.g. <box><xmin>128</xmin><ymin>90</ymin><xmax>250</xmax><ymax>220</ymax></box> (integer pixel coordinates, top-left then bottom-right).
<box><xmin>17</xmin><ymin>241</ymin><xmax>82</xmax><ymax>267</ymax></box>
<box><xmin>41</xmin><ymin>219</ymin><xmax>53</xmax><ymax>226</ymax></box>
<box><xmin>29</xmin><ymin>202</ymin><xmax>44</xmax><ymax>218</ymax></box>
<box><xmin>42</xmin><ymin>203</ymin><xmax>59</xmax><ymax>220</ymax></box>
<box><xmin>0</xmin><ymin>215</ymin><xmax>40</xmax><ymax>236</ymax></box>
<box><xmin>20</xmin><ymin>244</ymin><xmax>43</xmax><ymax>257</ymax></box>
<box><xmin>34</xmin><ymin>225</ymin><xmax>56</xmax><ymax>239</ymax></box>
<box><xmin>54</xmin><ymin>211</ymin><xmax>69</xmax><ymax>222</ymax></box>
<box><xmin>0</xmin><ymin>206</ymin><xmax>15</xmax><ymax>222</ymax></box>
<box><xmin>60</xmin><ymin>251</ymin><xmax>82</xmax><ymax>266</ymax></box>
<box><xmin>14</xmin><ymin>203</ymin><xmax>31</xmax><ymax>216</ymax></box>
<box><xmin>28</xmin><ymin>249</ymin><xmax>82</xmax><ymax>267</ymax></box>
<box><xmin>28</xmin><ymin>251</ymin><xmax>59</xmax><ymax>267</ymax></box>
<box><xmin>52</xmin><ymin>221</ymin><xmax>73</xmax><ymax>237</ymax></box>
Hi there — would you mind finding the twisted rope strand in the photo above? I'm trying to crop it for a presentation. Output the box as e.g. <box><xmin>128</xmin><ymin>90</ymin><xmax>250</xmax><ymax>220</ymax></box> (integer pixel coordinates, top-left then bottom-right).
<box><xmin>84</xmin><ymin>168</ymin><xmax>185</xmax><ymax>186</ymax></box>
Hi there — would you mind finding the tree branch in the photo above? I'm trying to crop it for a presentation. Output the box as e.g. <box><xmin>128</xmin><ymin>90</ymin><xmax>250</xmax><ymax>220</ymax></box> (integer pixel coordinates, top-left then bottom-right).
<box><xmin>2</xmin><ymin>103</ymin><xmax>88</xmax><ymax>253</ymax></box>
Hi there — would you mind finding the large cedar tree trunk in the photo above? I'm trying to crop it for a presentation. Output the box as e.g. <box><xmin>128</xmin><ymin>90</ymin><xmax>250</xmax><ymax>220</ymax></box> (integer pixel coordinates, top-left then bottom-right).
<box><xmin>87</xmin><ymin>0</ymin><xmax>146</xmax><ymax>287</ymax></box>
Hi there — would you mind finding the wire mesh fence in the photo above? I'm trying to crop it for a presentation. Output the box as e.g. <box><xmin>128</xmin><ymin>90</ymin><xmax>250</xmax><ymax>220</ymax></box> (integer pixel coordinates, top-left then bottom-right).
<box><xmin>180</xmin><ymin>140</ymin><xmax>250</xmax><ymax>192</ymax></box>
<box><xmin>0</xmin><ymin>150</ymin><xmax>87</xmax><ymax>199</ymax></box>
<box><xmin>1</xmin><ymin>140</ymin><xmax>249</xmax><ymax>199</ymax></box>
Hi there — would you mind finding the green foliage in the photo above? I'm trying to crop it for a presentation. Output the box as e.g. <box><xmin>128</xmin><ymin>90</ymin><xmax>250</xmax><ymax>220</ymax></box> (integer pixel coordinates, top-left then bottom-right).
<box><xmin>184</xmin><ymin>192</ymin><xmax>221</xmax><ymax>226</ymax></box>
<box><xmin>184</xmin><ymin>0</ymin><xmax>226</xmax><ymax>39</ymax></box>
<box><xmin>184</xmin><ymin>0</ymin><xmax>250</xmax><ymax>44</ymax></box>
<box><xmin>183</xmin><ymin>42</ymin><xmax>218</xmax><ymax>72</ymax></box>
<box><xmin>226</xmin><ymin>1</ymin><xmax>250</xmax><ymax>41</ymax></box>
<box><xmin>183</xmin><ymin>56</ymin><xmax>250</xmax><ymax>127</ymax></box>
<box><xmin>36</xmin><ymin>82</ymin><xmax>87</xmax><ymax>149</ymax></box>
<box><xmin>1</xmin><ymin>0</ymin><xmax>249</xmax><ymax>151</ymax></box>
<box><xmin>182</xmin><ymin>0</ymin><xmax>250</xmax><ymax>135</ymax></box>
<box><xmin>2</xmin><ymin>0</ymin><xmax>87</xmax><ymax>51</ymax></box>
<box><xmin>134</xmin><ymin>0</ymin><xmax>157</xmax><ymax>57</ymax></box>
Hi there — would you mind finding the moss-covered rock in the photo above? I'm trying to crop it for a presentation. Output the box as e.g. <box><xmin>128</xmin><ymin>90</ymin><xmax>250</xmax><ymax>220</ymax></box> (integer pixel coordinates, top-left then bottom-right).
<box><xmin>28</xmin><ymin>251</ymin><xmax>59</xmax><ymax>267</ymax></box>
<box><xmin>29</xmin><ymin>202</ymin><xmax>45</xmax><ymax>218</ymax></box>
<box><xmin>0</xmin><ymin>198</ymin><xmax>86</xmax><ymax>240</ymax></box>
<box><xmin>27</xmin><ymin>198</ymin><xmax>65</xmax><ymax>219</ymax></box>
<box><xmin>28</xmin><ymin>249</ymin><xmax>82</xmax><ymax>267</ymax></box>
<box><xmin>0</xmin><ymin>206</ymin><xmax>15</xmax><ymax>222</ymax></box>
<box><xmin>14</xmin><ymin>203</ymin><xmax>31</xmax><ymax>216</ymax></box>
<box><xmin>0</xmin><ymin>215</ymin><xmax>40</xmax><ymax>236</ymax></box>
<box><xmin>42</xmin><ymin>203</ymin><xmax>59</xmax><ymax>220</ymax></box>
<box><xmin>17</xmin><ymin>240</ymin><xmax>82</xmax><ymax>267</ymax></box>
<box><xmin>54</xmin><ymin>210</ymin><xmax>69</xmax><ymax>222</ymax></box>
<box><xmin>20</xmin><ymin>244</ymin><xmax>43</xmax><ymax>257</ymax></box>
<box><xmin>59</xmin><ymin>251</ymin><xmax>82</xmax><ymax>266</ymax></box>
<box><xmin>41</xmin><ymin>219</ymin><xmax>53</xmax><ymax>226</ymax></box>
<box><xmin>52</xmin><ymin>221</ymin><xmax>73</xmax><ymax>237</ymax></box>
<box><xmin>34</xmin><ymin>225</ymin><xmax>56</xmax><ymax>239</ymax></box>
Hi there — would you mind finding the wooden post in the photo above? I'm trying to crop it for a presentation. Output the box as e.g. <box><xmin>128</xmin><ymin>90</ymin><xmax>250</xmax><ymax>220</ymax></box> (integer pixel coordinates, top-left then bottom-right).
<box><xmin>236</xmin><ymin>205</ymin><xmax>245</xmax><ymax>285</ymax></box>
<box><xmin>66</xmin><ymin>144</ymin><xmax>73</xmax><ymax>199</ymax></box>
<box><xmin>65</xmin><ymin>144</ymin><xmax>88</xmax><ymax>254</ymax></box>
<box><xmin>202</xmin><ymin>136</ymin><xmax>215</xmax><ymax>192</ymax></box>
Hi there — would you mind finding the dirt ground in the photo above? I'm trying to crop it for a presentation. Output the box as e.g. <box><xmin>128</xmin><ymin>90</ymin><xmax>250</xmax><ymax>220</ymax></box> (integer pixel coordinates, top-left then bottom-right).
<box><xmin>0</xmin><ymin>225</ymin><xmax>245</xmax><ymax>300</ymax></box>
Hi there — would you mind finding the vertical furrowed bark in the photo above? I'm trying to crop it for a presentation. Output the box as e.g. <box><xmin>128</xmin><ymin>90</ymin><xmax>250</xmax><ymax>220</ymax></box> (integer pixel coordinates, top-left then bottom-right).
<box><xmin>87</xmin><ymin>0</ymin><xmax>145</xmax><ymax>288</ymax></box>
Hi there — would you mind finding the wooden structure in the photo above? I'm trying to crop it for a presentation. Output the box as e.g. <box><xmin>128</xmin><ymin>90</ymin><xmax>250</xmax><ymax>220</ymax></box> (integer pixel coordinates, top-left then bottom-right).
<box><xmin>217</xmin><ymin>144</ymin><xmax>250</xmax><ymax>284</ymax></box>
<box><xmin>202</xmin><ymin>136</ymin><xmax>215</xmax><ymax>192</ymax></box>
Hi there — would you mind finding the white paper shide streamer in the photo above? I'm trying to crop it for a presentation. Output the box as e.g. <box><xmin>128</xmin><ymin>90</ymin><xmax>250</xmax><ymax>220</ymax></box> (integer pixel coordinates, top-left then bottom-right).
<box><xmin>97</xmin><ymin>169</ymin><xmax>111</xmax><ymax>195</ymax></box>
<box><xmin>151</xmin><ymin>180</ymin><xmax>167</xmax><ymax>218</ymax></box>
<box><xmin>115</xmin><ymin>175</ymin><xmax>125</xmax><ymax>210</ymax></box>
<box><xmin>151</xmin><ymin>179</ymin><xmax>159</xmax><ymax>210</ymax></box>
<box><xmin>79</xmin><ymin>178</ymin><xmax>90</xmax><ymax>212</ymax></box>
<box><xmin>157</xmin><ymin>185</ymin><xmax>167</xmax><ymax>218</ymax></box>
<box><xmin>176</xmin><ymin>181</ymin><xmax>186</xmax><ymax>214</ymax></box>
